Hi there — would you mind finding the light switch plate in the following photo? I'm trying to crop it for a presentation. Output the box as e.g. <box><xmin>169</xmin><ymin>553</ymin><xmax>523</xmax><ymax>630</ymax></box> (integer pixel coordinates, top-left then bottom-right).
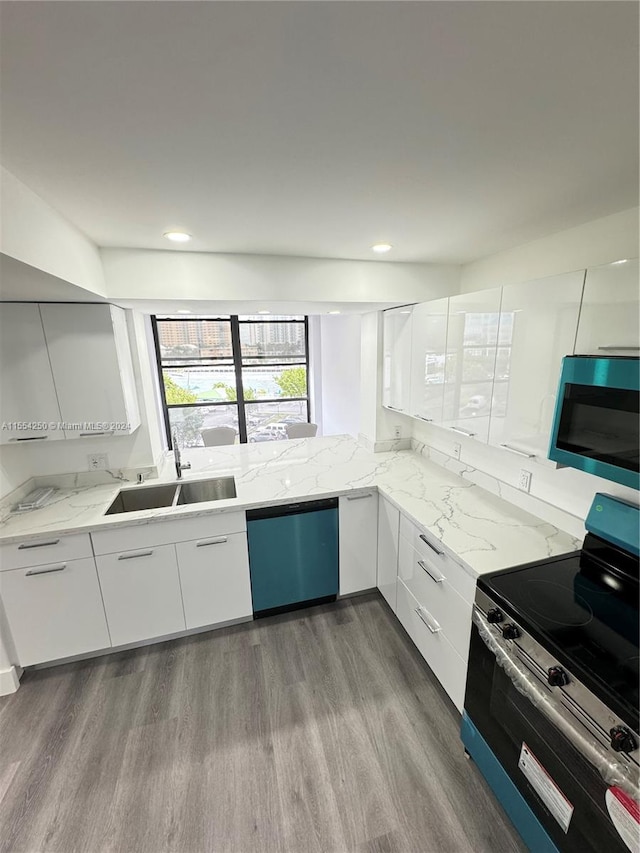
<box><xmin>393</xmin><ymin>425</ymin><xmax>402</xmax><ymax>439</ymax></box>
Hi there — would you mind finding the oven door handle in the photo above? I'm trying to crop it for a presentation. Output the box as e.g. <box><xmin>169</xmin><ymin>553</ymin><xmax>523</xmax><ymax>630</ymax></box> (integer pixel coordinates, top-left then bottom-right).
<box><xmin>472</xmin><ymin>607</ymin><xmax>640</xmax><ymax>801</ymax></box>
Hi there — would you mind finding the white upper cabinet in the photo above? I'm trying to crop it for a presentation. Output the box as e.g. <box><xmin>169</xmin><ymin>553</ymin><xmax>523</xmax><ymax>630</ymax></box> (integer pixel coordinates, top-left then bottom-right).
<box><xmin>40</xmin><ymin>304</ymin><xmax>140</xmax><ymax>438</ymax></box>
<box><xmin>0</xmin><ymin>304</ymin><xmax>65</xmax><ymax>444</ymax></box>
<box><xmin>441</xmin><ymin>288</ymin><xmax>502</xmax><ymax>442</ymax></box>
<box><xmin>382</xmin><ymin>307</ymin><xmax>413</xmax><ymax>413</ymax></box>
<box><xmin>488</xmin><ymin>271</ymin><xmax>584</xmax><ymax>459</ymax></box>
<box><xmin>409</xmin><ymin>298</ymin><xmax>448</xmax><ymax>425</ymax></box>
<box><xmin>574</xmin><ymin>258</ymin><xmax>639</xmax><ymax>355</ymax></box>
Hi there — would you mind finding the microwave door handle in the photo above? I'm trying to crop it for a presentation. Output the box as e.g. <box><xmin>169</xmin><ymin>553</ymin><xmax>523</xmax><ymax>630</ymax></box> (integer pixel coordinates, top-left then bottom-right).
<box><xmin>472</xmin><ymin>608</ymin><xmax>640</xmax><ymax>801</ymax></box>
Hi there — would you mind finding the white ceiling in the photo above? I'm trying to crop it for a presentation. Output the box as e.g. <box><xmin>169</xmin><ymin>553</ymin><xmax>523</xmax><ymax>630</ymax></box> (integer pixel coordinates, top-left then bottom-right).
<box><xmin>1</xmin><ymin>1</ymin><xmax>637</xmax><ymax>264</ymax></box>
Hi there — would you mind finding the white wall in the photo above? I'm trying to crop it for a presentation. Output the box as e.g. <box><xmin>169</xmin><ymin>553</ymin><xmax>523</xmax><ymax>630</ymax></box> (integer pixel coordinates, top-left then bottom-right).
<box><xmin>460</xmin><ymin>207</ymin><xmax>639</xmax><ymax>292</ymax></box>
<box><xmin>318</xmin><ymin>315</ymin><xmax>361</xmax><ymax>437</ymax></box>
<box><xmin>0</xmin><ymin>167</ymin><xmax>106</xmax><ymax>296</ymax></box>
<box><xmin>0</xmin><ymin>312</ymin><xmax>162</xmax><ymax>498</ymax></box>
<box><xmin>101</xmin><ymin>247</ymin><xmax>460</xmax><ymax>306</ymax></box>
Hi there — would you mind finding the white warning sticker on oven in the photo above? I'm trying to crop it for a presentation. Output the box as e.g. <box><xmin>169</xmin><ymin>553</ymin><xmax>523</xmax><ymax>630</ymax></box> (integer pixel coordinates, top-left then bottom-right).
<box><xmin>518</xmin><ymin>742</ymin><xmax>574</xmax><ymax>833</ymax></box>
<box><xmin>606</xmin><ymin>787</ymin><xmax>640</xmax><ymax>853</ymax></box>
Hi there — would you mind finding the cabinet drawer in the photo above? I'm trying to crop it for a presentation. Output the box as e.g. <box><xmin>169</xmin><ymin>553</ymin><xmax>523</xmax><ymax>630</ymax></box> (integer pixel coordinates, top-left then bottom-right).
<box><xmin>96</xmin><ymin>544</ymin><xmax>185</xmax><ymax>646</ymax></box>
<box><xmin>176</xmin><ymin>532</ymin><xmax>252</xmax><ymax>629</ymax></box>
<box><xmin>0</xmin><ymin>556</ymin><xmax>111</xmax><ymax>666</ymax></box>
<box><xmin>91</xmin><ymin>511</ymin><xmax>246</xmax><ymax>555</ymax></box>
<box><xmin>396</xmin><ymin>578</ymin><xmax>467</xmax><ymax>713</ymax></box>
<box><xmin>398</xmin><ymin>536</ymin><xmax>472</xmax><ymax>659</ymax></box>
<box><xmin>0</xmin><ymin>532</ymin><xmax>93</xmax><ymax>572</ymax></box>
<box><xmin>399</xmin><ymin>514</ymin><xmax>475</xmax><ymax>602</ymax></box>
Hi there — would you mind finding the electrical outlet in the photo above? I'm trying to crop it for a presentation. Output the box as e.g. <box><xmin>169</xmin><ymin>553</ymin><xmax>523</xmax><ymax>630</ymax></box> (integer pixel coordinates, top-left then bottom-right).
<box><xmin>453</xmin><ymin>442</ymin><xmax>462</xmax><ymax>460</ymax></box>
<box><xmin>393</xmin><ymin>425</ymin><xmax>402</xmax><ymax>439</ymax></box>
<box><xmin>518</xmin><ymin>469</ymin><xmax>532</xmax><ymax>493</ymax></box>
<box><xmin>88</xmin><ymin>453</ymin><xmax>109</xmax><ymax>471</ymax></box>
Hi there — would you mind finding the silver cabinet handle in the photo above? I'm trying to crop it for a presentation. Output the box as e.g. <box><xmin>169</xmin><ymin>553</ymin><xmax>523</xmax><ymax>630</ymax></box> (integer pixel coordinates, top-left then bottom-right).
<box><xmin>118</xmin><ymin>550</ymin><xmax>153</xmax><ymax>560</ymax></box>
<box><xmin>414</xmin><ymin>606</ymin><xmax>441</xmax><ymax>633</ymax></box>
<box><xmin>597</xmin><ymin>346</ymin><xmax>640</xmax><ymax>351</ymax></box>
<box><xmin>18</xmin><ymin>539</ymin><xmax>60</xmax><ymax>550</ymax></box>
<box><xmin>79</xmin><ymin>431</ymin><xmax>114</xmax><ymax>437</ymax></box>
<box><xmin>419</xmin><ymin>533</ymin><xmax>444</xmax><ymax>556</ymax></box>
<box><xmin>346</xmin><ymin>494</ymin><xmax>373</xmax><ymax>501</ymax></box>
<box><xmin>26</xmin><ymin>564</ymin><xmax>66</xmax><ymax>576</ymax></box>
<box><xmin>386</xmin><ymin>405</ymin><xmax>399</xmax><ymax>410</ymax></box>
<box><xmin>500</xmin><ymin>443</ymin><xmax>535</xmax><ymax>458</ymax></box>
<box><xmin>417</xmin><ymin>559</ymin><xmax>445</xmax><ymax>584</ymax></box>
<box><xmin>196</xmin><ymin>537</ymin><xmax>228</xmax><ymax>547</ymax></box>
<box><xmin>450</xmin><ymin>426</ymin><xmax>476</xmax><ymax>437</ymax></box>
<box><xmin>11</xmin><ymin>435</ymin><xmax>49</xmax><ymax>441</ymax></box>
<box><xmin>414</xmin><ymin>415</ymin><xmax>433</xmax><ymax>422</ymax></box>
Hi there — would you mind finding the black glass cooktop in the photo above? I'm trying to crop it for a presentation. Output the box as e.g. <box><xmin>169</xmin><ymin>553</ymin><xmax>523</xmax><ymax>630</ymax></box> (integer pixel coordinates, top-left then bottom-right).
<box><xmin>479</xmin><ymin>535</ymin><xmax>639</xmax><ymax>731</ymax></box>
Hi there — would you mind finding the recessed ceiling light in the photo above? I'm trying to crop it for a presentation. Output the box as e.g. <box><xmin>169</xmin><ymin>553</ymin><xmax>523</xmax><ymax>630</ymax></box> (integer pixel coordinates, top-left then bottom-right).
<box><xmin>611</xmin><ymin>259</ymin><xmax>628</xmax><ymax>265</ymax></box>
<box><xmin>163</xmin><ymin>231</ymin><xmax>192</xmax><ymax>243</ymax></box>
<box><xmin>372</xmin><ymin>243</ymin><xmax>392</xmax><ymax>254</ymax></box>
<box><xmin>328</xmin><ymin>310</ymin><xmax>341</xmax><ymax>315</ymax></box>
<box><xmin>177</xmin><ymin>309</ymin><xmax>192</xmax><ymax>314</ymax></box>
<box><xmin>258</xmin><ymin>310</ymin><xmax>270</xmax><ymax>315</ymax></box>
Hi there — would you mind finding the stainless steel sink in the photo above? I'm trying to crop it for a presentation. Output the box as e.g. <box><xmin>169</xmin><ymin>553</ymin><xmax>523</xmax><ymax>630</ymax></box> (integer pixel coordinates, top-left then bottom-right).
<box><xmin>104</xmin><ymin>477</ymin><xmax>237</xmax><ymax>515</ymax></box>
<box><xmin>105</xmin><ymin>484</ymin><xmax>179</xmax><ymax>515</ymax></box>
<box><xmin>176</xmin><ymin>477</ymin><xmax>237</xmax><ymax>504</ymax></box>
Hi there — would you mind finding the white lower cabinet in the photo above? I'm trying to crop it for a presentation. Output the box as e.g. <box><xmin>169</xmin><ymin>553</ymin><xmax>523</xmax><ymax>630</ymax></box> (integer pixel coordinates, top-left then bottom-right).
<box><xmin>339</xmin><ymin>491</ymin><xmax>378</xmax><ymax>595</ymax></box>
<box><xmin>0</xmin><ymin>557</ymin><xmax>110</xmax><ymax>666</ymax></box>
<box><xmin>176</xmin><ymin>532</ymin><xmax>252</xmax><ymax>629</ymax></box>
<box><xmin>398</xmin><ymin>535</ymin><xmax>472</xmax><ymax>660</ymax></box>
<box><xmin>396</xmin><ymin>578</ymin><xmax>467</xmax><ymax>712</ymax></box>
<box><xmin>377</xmin><ymin>496</ymin><xmax>400</xmax><ymax>611</ymax></box>
<box><xmin>96</xmin><ymin>544</ymin><xmax>186</xmax><ymax>647</ymax></box>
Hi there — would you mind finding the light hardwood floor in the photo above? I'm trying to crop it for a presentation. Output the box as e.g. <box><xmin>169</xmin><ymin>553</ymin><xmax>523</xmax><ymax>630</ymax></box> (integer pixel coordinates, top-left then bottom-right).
<box><xmin>0</xmin><ymin>593</ymin><xmax>526</xmax><ymax>853</ymax></box>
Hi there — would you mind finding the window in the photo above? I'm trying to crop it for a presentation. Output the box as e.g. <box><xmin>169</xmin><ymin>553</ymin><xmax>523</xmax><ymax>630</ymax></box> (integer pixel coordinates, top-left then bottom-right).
<box><xmin>152</xmin><ymin>315</ymin><xmax>310</xmax><ymax>448</ymax></box>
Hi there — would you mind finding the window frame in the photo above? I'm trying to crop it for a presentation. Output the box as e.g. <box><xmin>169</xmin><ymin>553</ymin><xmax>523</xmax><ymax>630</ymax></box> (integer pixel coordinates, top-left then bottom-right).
<box><xmin>151</xmin><ymin>315</ymin><xmax>311</xmax><ymax>448</ymax></box>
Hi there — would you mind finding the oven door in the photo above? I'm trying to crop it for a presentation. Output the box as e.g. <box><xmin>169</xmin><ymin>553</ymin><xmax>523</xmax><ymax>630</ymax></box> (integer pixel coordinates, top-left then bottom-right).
<box><xmin>548</xmin><ymin>356</ymin><xmax>639</xmax><ymax>489</ymax></box>
<box><xmin>464</xmin><ymin>619</ymin><xmax>636</xmax><ymax>853</ymax></box>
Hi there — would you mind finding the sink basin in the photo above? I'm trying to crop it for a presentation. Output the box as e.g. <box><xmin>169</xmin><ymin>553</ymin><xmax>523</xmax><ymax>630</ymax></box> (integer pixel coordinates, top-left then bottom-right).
<box><xmin>105</xmin><ymin>484</ymin><xmax>178</xmax><ymax>515</ymax></box>
<box><xmin>176</xmin><ymin>477</ymin><xmax>237</xmax><ymax>504</ymax></box>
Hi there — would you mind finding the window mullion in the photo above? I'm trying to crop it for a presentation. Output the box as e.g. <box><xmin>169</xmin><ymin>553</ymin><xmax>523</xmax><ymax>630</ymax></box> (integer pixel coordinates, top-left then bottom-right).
<box><xmin>230</xmin><ymin>316</ymin><xmax>248</xmax><ymax>443</ymax></box>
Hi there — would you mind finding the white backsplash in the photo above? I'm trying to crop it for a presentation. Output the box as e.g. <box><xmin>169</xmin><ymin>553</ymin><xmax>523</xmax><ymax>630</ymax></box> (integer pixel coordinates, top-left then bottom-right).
<box><xmin>410</xmin><ymin>423</ymin><xmax>639</xmax><ymax>541</ymax></box>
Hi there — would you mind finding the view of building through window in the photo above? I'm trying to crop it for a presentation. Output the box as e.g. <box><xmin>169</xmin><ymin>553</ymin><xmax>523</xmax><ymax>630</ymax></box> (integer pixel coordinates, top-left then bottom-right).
<box><xmin>152</xmin><ymin>315</ymin><xmax>310</xmax><ymax>448</ymax></box>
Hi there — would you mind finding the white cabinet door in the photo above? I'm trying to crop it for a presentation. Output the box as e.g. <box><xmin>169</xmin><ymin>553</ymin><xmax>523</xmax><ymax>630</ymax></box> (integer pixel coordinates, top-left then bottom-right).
<box><xmin>96</xmin><ymin>544</ymin><xmax>185</xmax><ymax>646</ymax></box>
<box><xmin>176</xmin><ymin>532</ymin><xmax>252</xmax><ymax>629</ymax></box>
<box><xmin>574</xmin><ymin>258</ymin><xmax>639</xmax><ymax>355</ymax></box>
<box><xmin>382</xmin><ymin>307</ymin><xmax>413</xmax><ymax>413</ymax></box>
<box><xmin>396</xmin><ymin>578</ymin><xmax>467</xmax><ymax>712</ymax></box>
<box><xmin>339</xmin><ymin>491</ymin><xmax>378</xmax><ymax>596</ymax></box>
<box><xmin>0</xmin><ymin>304</ymin><xmax>65</xmax><ymax>444</ymax></box>
<box><xmin>1</xmin><ymin>557</ymin><xmax>111</xmax><ymax>666</ymax></box>
<box><xmin>409</xmin><ymin>298</ymin><xmax>448</xmax><ymax>425</ymax></box>
<box><xmin>376</xmin><ymin>496</ymin><xmax>399</xmax><ymax>611</ymax></box>
<box><xmin>488</xmin><ymin>271</ymin><xmax>584</xmax><ymax>459</ymax></box>
<box><xmin>442</xmin><ymin>288</ymin><xmax>502</xmax><ymax>443</ymax></box>
<box><xmin>40</xmin><ymin>303</ymin><xmax>140</xmax><ymax>438</ymax></box>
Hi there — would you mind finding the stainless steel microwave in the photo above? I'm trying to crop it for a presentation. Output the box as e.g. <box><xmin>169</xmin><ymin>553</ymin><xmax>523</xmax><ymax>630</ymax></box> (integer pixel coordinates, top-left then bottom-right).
<box><xmin>548</xmin><ymin>356</ymin><xmax>639</xmax><ymax>489</ymax></box>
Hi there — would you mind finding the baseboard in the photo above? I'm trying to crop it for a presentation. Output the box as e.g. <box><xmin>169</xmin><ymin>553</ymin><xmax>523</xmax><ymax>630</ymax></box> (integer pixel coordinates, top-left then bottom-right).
<box><xmin>0</xmin><ymin>665</ymin><xmax>22</xmax><ymax>695</ymax></box>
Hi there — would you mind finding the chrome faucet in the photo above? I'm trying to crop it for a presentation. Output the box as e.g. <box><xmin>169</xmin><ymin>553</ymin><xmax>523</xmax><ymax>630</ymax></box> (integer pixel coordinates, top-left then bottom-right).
<box><xmin>173</xmin><ymin>434</ymin><xmax>191</xmax><ymax>479</ymax></box>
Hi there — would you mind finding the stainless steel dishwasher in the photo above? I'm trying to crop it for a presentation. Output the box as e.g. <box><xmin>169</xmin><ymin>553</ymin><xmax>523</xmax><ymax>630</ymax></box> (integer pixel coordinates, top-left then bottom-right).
<box><xmin>246</xmin><ymin>498</ymin><xmax>339</xmax><ymax>618</ymax></box>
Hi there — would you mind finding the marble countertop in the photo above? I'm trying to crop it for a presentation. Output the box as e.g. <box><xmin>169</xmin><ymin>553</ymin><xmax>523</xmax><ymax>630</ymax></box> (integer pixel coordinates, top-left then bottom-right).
<box><xmin>0</xmin><ymin>435</ymin><xmax>580</xmax><ymax>576</ymax></box>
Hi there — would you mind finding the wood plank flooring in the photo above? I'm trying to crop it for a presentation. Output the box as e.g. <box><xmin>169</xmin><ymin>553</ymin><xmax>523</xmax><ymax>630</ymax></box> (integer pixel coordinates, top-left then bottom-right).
<box><xmin>0</xmin><ymin>593</ymin><xmax>526</xmax><ymax>853</ymax></box>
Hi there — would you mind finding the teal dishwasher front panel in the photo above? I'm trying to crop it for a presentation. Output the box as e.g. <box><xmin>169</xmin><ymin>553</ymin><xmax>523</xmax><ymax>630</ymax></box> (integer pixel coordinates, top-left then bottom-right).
<box><xmin>247</xmin><ymin>501</ymin><xmax>339</xmax><ymax>615</ymax></box>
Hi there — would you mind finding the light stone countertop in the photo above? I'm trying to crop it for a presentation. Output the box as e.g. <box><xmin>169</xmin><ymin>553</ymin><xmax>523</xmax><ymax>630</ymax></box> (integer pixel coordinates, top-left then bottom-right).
<box><xmin>0</xmin><ymin>435</ymin><xmax>581</xmax><ymax>576</ymax></box>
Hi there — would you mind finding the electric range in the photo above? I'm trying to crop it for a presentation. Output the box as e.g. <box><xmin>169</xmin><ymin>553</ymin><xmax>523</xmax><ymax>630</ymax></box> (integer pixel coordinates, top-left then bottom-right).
<box><xmin>461</xmin><ymin>493</ymin><xmax>639</xmax><ymax>853</ymax></box>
